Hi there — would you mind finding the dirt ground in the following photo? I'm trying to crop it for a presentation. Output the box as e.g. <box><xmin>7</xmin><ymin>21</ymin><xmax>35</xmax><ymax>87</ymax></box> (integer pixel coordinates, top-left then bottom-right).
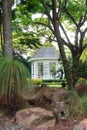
<box><xmin>0</xmin><ymin>114</ymin><xmax>84</xmax><ymax>130</ymax></box>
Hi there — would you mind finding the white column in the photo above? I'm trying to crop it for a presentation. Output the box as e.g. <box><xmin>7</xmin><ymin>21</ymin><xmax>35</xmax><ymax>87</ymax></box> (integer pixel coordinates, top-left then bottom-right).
<box><xmin>31</xmin><ymin>62</ymin><xmax>38</xmax><ymax>79</ymax></box>
<box><xmin>43</xmin><ymin>62</ymin><xmax>50</xmax><ymax>79</ymax></box>
<box><xmin>34</xmin><ymin>62</ymin><xmax>38</xmax><ymax>78</ymax></box>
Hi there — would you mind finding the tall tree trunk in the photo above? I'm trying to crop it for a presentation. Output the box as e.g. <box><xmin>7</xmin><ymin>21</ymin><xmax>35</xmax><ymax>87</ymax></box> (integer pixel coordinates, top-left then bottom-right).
<box><xmin>71</xmin><ymin>49</ymin><xmax>82</xmax><ymax>86</ymax></box>
<box><xmin>0</xmin><ymin>8</ymin><xmax>4</xmax><ymax>52</ymax></box>
<box><xmin>52</xmin><ymin>0</ymin><xmax>73</xmax><ymax>89</ymax></box>
<box><xmin>56</xmin><ymin>33</ymin><xmax>73</xmax><ymax>89</ymax></box>
<box><xmin>2</xmin><ymin>0</ymin><xmax>13</xmax><ymax>60</ymax></box>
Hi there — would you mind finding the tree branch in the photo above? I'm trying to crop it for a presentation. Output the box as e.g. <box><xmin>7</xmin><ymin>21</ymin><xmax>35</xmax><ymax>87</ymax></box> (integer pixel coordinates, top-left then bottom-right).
<box><xmin>83</xmin><ymin>44</ymin><xmax>87</xmax><ymax>50</ymax></box>
<box><xmin>34</xmin><ymin>21</ymin><xmax>54</xmax><ymax>34</ymax></box>
<box><xmin>79</xmin><ymin>28</ymin><xmax>87</xmax><ymax>49</ymax></box>
<box><xmin>60</xmin><ymin>23</ymin><xmax>71</xmax><ymax>44</ymax></box>
<box><xmin>40</xmin><ymin>0</ymin><xmax>52</xmax><ymax>23</ymax></box>
<box><xmin>78</xmin><ymin>13</ymin><xmax>87</xmax><ymax>27</ymax></box>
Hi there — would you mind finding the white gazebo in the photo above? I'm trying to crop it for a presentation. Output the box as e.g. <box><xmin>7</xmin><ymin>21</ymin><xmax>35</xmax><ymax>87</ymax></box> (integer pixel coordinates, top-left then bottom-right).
<box><xmin>29</xmin><ymin>47</ymin><xmax>63</xmax><ymax>80</ymax></box>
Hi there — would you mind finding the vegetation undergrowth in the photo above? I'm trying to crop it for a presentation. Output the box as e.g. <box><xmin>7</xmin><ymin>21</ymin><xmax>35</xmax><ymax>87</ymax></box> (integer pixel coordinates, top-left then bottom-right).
<box><xmin>80</xmin><ymin>94</ymin><xmax>87</xmax><ymax>117</ymax></box>
<box><xmin>0</xmin><ymin>56</ymin><xmax>34</xmax><ymax>115</ymax></box>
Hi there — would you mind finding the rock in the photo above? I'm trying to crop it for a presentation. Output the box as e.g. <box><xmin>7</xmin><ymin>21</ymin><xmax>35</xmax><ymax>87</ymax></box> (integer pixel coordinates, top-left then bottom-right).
<box><xmin>16</xmin><ymin>107</ymin><xmax>55</xmax><ymax>130</ymax></box>
<box><xmin>23</xmin><ymin>87</ymin><xmax>83</xmax><ymax>118</ymax></box>
<box><xmin>75</xmin><ymin>82</ymin><xmax>87</xmax><ymax>96</ymax></box>
<box><xmin>79</xmin><ymin>119</ymin><xmax>87</xmax><ymax>129</ymax></box>
<box><xmin>35</xmin><ymin>126</ymin><xmax>47</xmax><ymax>130</ymax></box>
<box><xmin>17</xmin><ymin>95</ymin><xmax>31</xmax><ymax>109</ymax></box>
<box><xmin>27</xmin><ymin>87</ymin><xmax>69</xmax><ymax>113</ymax></box>
<box><xmin>73</xmin><ymin>119</ymin><xmax>87</xmax><ymax>130</ymax></box>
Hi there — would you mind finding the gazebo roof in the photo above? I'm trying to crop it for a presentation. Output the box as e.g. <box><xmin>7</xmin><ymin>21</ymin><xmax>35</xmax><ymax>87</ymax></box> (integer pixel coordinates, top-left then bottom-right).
<box><xmin>30</xmin><ymin>47</ymin><xmax>59</xmax><ymax>61</ymax></box>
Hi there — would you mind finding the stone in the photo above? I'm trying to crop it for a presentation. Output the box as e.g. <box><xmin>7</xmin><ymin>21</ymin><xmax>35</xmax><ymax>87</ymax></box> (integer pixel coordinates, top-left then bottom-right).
<box><xmin>79</xmin><ymin>119</ymin><xmax>87</xmax><ymax>129</ymax></box>
<box><xmin>23</xmin><ymin>87</ymin><xmax>83</xmax><ymax>118</ymax></box>
<box><xmin>35</xmin><ymin>126</ymin><xmax>47</xmax><ymax>130</ymax></box>
<box><xmin>75</xmin><ymin>82</ymin><xmax>87</xmax><ymax>96</ymax></box>
<box><xmin>16</xmin><ymin>107</ymin><xmax>55</xmax><ymax>130</ymax></box>
<box><xmin>73</xmin><ymin>119</ymin><xmax>87</xmax><ymax>130</ymax></box>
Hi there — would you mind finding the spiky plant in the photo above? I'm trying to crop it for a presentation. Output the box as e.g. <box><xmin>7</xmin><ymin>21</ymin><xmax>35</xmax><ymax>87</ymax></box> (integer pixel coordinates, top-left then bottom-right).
<box><xmin>0</xmin><ymin>56</ymin><xmax>31</xmax><ymax>108</ymax></box>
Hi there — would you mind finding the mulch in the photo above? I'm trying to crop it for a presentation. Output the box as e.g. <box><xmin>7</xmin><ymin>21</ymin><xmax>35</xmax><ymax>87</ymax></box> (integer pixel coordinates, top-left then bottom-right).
<box><xmin>0</xmin><ymin>115</ymin><xmax>83</xmax><ymax>130</ymax></box>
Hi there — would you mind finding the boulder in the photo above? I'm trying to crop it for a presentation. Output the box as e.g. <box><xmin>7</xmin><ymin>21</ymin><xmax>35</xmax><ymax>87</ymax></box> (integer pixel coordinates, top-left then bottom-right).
<box><xmin>79</xmin><ymin>119</ymin><xmax>87</xmax><ymax>129</ymax></box>
<box><xmin>73</xmin><ymin>119</ymin><xmax>87</xmax><ymax>130</ymax></box>
<box><xmin>27</xmin><ymin>87</ymin><xmax>69</xmax><ymax>113</ymax></box>
<box><xmin>22</xmin><ymin>87</ymin><xmax>83</xmax><ymax>118</ymax></box>
<box><xmin>75</xmin><ymin>82</ymin><xmax>87</xmax><ymax>96</ymax></box>
<box><xmin>16</xmin><ymin>107</ymin><xmax>55</xmax><ymax>130</ymax></box>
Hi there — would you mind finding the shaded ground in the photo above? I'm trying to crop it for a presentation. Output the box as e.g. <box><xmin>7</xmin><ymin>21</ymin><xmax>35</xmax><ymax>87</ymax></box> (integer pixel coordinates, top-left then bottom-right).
<box><xmin>0</xmin><ymin>114</ymin><xmax>84</xmax><ymax>130</ymax></box>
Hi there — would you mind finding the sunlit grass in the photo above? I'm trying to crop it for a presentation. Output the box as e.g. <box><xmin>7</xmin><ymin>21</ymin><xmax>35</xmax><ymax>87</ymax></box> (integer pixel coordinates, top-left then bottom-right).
<box><xmin>47</xmin><ymin>84</ymin><xmax>62</xmax><ymax>87</ymax></box>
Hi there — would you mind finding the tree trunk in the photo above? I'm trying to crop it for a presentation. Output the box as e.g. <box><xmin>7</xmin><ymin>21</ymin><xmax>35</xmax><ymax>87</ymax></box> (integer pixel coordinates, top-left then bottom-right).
<box><xmin>0</xmin><ymin>8</ymin><xmax>4</xmax><ymax>52</ymax></box>
<box><xmin>56</xmin><ymin>36</ymin><xmax>73</xmax><ymax>89</ymax></box>
<box><xmin>2</xmin><ymin>0</ymin><xmax>13</xmax><ymax>60</ymax></box>
<box><xmin>53</xmin><ymin>26</ymin><xmax>73</xmax><ymax>89</ymax></box>
<box><xmin>71</xmin><ymin>50</ymin><xmax>82</xmax><ymax>86</ymax></box>
<box><xmin>52</xmin><ymin>0</ymin><xmax>73</xmax><ymax>89</ymax></box>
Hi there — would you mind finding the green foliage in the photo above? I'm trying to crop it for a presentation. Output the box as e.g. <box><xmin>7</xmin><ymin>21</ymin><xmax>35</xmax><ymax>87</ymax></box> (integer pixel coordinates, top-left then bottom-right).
<box><xmin>61</xmin><ymin>80</ymin><xmax>67</xmax><ymax>88</ymax></box>
<box><xmin>80</xmin><ymin>94</ymin><xmax>87</xmax><ymax>116</ymax></box>
<box><xmin>14</xmin><ymin>0</ymin><xmax>42</xmax><ymax>27</ymax></box>
<box><xmin>34</xmin><ymin>17</ymin><xmax>48</xmax><ymax>25</ymax></box>
<box><xmin>59</xmin><ymin>91</ymin><xmax>83</xmax><ymax>117</ymax></box>
<box><xmin>65</xmin><ymin>91</ymin><xmax>83</xmax><ymax>118</ymax></box>
<box><xmin>19</xmin><ymin>0</ymin><xmax>42</xmax><ymax>13</ymax></box>
<box><xmin>77</xmin><ymin>60</ymin><xmax>87</xmax><ymax>79</ymax></box>
<box><xmin>13</xmin><ymin>31</ymin><xmax>41</xmax><ymax>51</ymax></box>
<box><xmin>12</xmin><ymin>0</ymin><xmax>87</xmax><ymax>88</ymax></box>
<box><xmin>43</xmin><ymin>43</ymin><xmax>54</xmax><ymax>47</ymax></box>
<box><xmin>66</xmin><ymin>0</ymin><xmax>87</xmax><ymax>22</ymax></box>
<box><xmin>81</xmin><ymin>49</ymin><xmax>87</xmax><ymax>62</ymax></box>
<box><xmin>68</xmin><ymin>58</ymin><xmax>87</xmax><ymax>80</ymax></box>
<box><xmin>0</xmin><ymin>57</ymin><xmax>31</xmax><ymax>99</ymax></box>
<box><xmin>32</xmin><ymin>78</ymin><xmax>42</xmax><ymax>85</ymax></box>
<box><xmin>14</xmin><ymin>53</ymin><xmax>31</xmax><ymax>74</ymax></box>
<box><xmin>26</xmin><ymin>78</ymin><xmax>34</xmax><ymax>92</ymax></box>
<box><xmin>77</xmin><ymin>78</ymin><xmax>87</xmax><ymax>84</ymax></box>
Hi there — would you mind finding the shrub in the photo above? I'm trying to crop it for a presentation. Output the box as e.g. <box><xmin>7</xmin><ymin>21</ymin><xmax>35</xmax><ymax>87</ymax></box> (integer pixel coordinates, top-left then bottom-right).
<box><xmin>77</xmin><ymin>60</ymin><xmax>87</xmax><ymax>79</ymax></box>
<box><xmin>78</xmin><ymin>77</ymin><xmax>87</xmax><ymax>83</ymax></box>
<box><xmin>32</xmin><ymin>78</ymin><xmax>42</xmax><ymax>85</ymax></box>
<box><xmin>0</xmin><ymin>57</ymin><xmax>31</xmax><ymax>105</ymax></box>
<box><xmin>80</xmin><ymin>94</ymin><xmax>87</xmax><ymax>116</ymax></box>
<box><xmin>61</xmin><ymin>80</ymin><xmax>67</xmax><ymax>88</ymax></box>
<box><xmin>66</xmin><ymin>91</ymin><xmax>83</xmax><ymax>118</ymax></box>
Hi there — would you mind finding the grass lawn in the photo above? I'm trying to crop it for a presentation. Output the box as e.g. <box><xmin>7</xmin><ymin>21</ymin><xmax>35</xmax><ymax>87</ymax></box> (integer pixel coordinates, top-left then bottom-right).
<box><xmin>47</xmin><ymin>84</ymin><xmax>62</xmax><ymax>87</ymax></box>
<box><xmin>43</xmin><ymin>79</ymin><xmax>66</xmax><ymax>88</ymax></box>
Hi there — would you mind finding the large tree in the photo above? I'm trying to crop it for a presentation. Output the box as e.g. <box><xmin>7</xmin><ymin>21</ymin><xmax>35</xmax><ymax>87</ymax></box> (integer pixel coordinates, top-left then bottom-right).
<box><xmin>2</xmin><ymin>0</ymin><xmax>13</xmax><ymax>59</ymax></box>
<box><xmin>36</xmin><ymin>0</ymin><xmax>87</xmax><ymax>88</ymax></box>
<box><xmin>16</xmin><ymin>0</ymin><xmax>87</xmax><ymax>88</ymax></box>
<box><xmin>1</xmin><ymin>1</ymin><xmax>31</xmax><ymax>111</ymax></box>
